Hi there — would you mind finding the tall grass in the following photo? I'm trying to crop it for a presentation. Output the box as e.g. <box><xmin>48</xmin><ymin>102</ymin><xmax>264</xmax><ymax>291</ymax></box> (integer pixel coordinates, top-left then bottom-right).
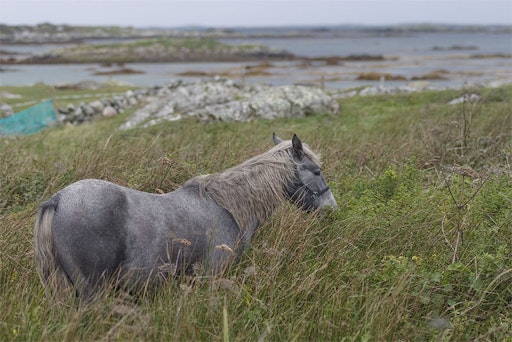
<box><xmin>1</xmin><ymin>85</ymin><xmax>511</xmax><ymax>340</ymax></box>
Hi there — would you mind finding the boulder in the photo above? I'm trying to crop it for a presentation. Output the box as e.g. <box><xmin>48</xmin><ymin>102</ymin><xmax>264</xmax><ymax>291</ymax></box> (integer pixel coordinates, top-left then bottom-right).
<box><xmin>128</xmin><ymin>96</ymin><xmax>138</xmax><ymax>106</ymax></box>
<box><xmin>82</xmin><ymin>105</ymin><xmax>96</xmax><ymax>116</ymax></box>
<box><xmin>0</xmin><ymin>103</ymin><xmax>14</xmax><ymax>118</ymax></box>
<box><xmin>90</xmin><ymin>100</ymin><xmax>105</xmax><ymax>112</ymax></box>
<box><xmin>448</xmin><ymin>93</ymin><xmax>481</xmax><ymax>105</ymax></box>
<box><xmin>102</xmin><ymin>106</ymin><xmax>118</xmax><ymax>117</ymax></box>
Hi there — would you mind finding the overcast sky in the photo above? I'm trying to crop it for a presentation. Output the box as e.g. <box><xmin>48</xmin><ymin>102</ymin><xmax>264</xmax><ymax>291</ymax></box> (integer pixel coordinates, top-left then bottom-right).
<box><xmin>1</xmin><ymin>0</ymin><xmax>511</xmax><ymax>27</ymax></box>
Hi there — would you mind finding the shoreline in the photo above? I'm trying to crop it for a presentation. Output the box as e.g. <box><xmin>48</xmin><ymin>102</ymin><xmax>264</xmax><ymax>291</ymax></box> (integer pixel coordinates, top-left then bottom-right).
<box><xmin>1</xmin><ymin>58</ymin><xmax>509</xmax><ymax>91</ymax></box>
<box><xmin>1</xmin><ymin>30</ymin><xmax>510</xmax><ymax>90</ymax></box>
<box><xmin>0</xmin><ymin>54</ymin><xmax>397</xmax><ymax>65</ymax></box>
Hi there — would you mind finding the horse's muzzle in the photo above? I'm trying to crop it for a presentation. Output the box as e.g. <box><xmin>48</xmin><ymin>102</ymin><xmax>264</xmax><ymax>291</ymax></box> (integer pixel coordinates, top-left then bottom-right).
<box><xmin>318</xmin><ymin>190</ymin><xmax>338</xmax><ymax>212</ymax></box>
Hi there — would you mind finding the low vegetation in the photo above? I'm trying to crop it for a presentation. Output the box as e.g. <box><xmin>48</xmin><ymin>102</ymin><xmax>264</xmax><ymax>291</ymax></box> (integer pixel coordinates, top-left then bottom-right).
<box><xmin>1</xmin><ymin>83</ymin><xmax>136</xmax><ymax>112</ymax></box>
<box><xmin>1</xmin><ymin>84</ymin><xmax>511</xmax><ymax>340</ymax></box>
<box><xmin>8</xmin><ymin>38</ymin><xmax>290</xmax><ymax>64</ymax></box>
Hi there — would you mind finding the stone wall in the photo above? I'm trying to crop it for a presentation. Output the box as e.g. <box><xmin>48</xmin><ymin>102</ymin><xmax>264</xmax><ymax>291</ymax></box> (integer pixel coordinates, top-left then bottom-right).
<box><xmin>56</xmin><ymin>78</ymin><xmax>341</xmax><ymax>128</ymax></box>
<box><xmin>119</xmin><ymin>78</ymin><xmax>340</xmax><ymax>130</ymax></box>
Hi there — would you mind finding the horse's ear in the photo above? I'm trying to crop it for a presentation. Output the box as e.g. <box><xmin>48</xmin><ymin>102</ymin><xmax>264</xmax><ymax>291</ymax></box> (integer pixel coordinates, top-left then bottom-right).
<box><xmin>292</xmin><ymin>134</ymin><xmax>303</xmax><ymax>160</ymax></box>
<box><xmin>272</xmin><ymin>132</ymin><xmax>284</xmax><ymax>145</ymax></box>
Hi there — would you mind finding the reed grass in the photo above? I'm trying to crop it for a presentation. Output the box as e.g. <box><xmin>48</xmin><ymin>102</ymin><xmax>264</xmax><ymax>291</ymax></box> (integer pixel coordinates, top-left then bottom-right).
<box><xmin>1</xmin><ymin>84</ymin><xmax>511</xmax><ymax>340</ymax></box>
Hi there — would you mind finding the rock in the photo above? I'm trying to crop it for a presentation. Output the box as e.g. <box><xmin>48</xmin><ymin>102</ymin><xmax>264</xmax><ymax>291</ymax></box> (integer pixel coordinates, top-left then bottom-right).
<box><xmin>55</xmin><ymin>80</ymin><xmax>104</xmax><ymax>90</ymax></box>
<box><xmin>102</xmin><ymin>106</ymin><xmax>118</xmax><ymax>117</ymax></box>
<box><xmin>120</xmin><ymin>78</ymin><xmax>339</xmax><ymax>129</ymax></box>
<box><xmin>82</xmin><ymin>105</ymin><xmax>95</xmax><ymax>116</ymax></box>
<box><xmin>128</xmin><ymin>96</ymin><xmax>138</xmax><ymax>106</ymax></box>
<box><xmin>103</xmin><ymin>79</ymin><xmax>133</xmax><ymax>87</ymax></box>
<box><xmin>53</xmin><ymin>78</ymin><xmax>340</xmax><ymax>128</ymax></box>
<box><xmin>73</xmin><ymin>106</ymin><xmax>83</xmax><ymax>118</ymax></box>
<box><xmin>58</xmin><ymin>107</ymin><xmax>69</xmax><ymax>115</ymax></box>
<box><xmin>487</xmin><ymin>79</ymin><xmax>511</xmax><ymax>88</ymax></box>
<box><xmin>428</xmin><ymin>317</ymin><xmax>451</xmax><ymax>330</ymax></box>
<box><xmin>0</xmin><ymin>91</ymin><xmax>22</xmax><ymax>100</ymax></box>
<box><xmin>358</xmin><ymin>86</ymin><xmax>380</xmax><ymax>96</ymax></box>
<box><xmin>448</xmin><ymin>93</ymin><xmax>481</xmax><ymax>105</ymax></box>
<box><xmin>337</xmin><ymin>90</ymin><xmax>358</xmax><ymax>98</ymax></box>
<box><xmin>90</xmin><ymin>100</ymin><xmax>104</xmax><ymax>112</ymax></box>
<box><xmin>329</xmin><ymin>82</ymin><xmax>442</xmax><ymax>99</ymax></box>
<box><xmin>0</xmin><ymin>103</ymin><xmax>14</xmax><ymax>118</ymax></box>
<box><xmin>191</xmin><ymin>85</ymin><xmax>339</xmax><ymax>121</ymax></box>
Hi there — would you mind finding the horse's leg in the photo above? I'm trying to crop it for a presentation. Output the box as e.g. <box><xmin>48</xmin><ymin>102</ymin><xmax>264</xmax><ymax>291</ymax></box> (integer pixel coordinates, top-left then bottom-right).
<box><xmin>205</xmin><ymin>237</ymin><xmax>238</xmax><ymax>276</ymax></box>
<box><xmin>74</xmin><ymin>277</ymin><xmax>96</xmax><ymax>301</ymax></box>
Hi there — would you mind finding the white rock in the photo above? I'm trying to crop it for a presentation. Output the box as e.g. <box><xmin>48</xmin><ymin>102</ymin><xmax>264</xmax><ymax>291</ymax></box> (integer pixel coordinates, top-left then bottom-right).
<box><xmin>89</xmin><ymin>100</ymin><xmax>104</xmax><ymax>112</ymax></box>
<box><xmin>102</xmin><ymin>106</ymin><xmax>118</xmax><ymax>117</ymax></box>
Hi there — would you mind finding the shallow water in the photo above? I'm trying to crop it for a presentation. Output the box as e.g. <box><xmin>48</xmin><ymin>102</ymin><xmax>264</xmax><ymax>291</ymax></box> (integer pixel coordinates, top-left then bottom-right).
<box><xmin>1</xmin><ymin>32</ymin><xmax>510</xmax><ymax>89</ymax></box>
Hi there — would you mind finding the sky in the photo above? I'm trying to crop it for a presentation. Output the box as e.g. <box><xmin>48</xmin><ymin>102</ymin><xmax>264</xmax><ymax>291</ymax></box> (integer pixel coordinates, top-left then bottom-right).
<box><xmin>0</xmin><ymin>0</ymin><xmax>511</xmax><ymax>28</ymax></box>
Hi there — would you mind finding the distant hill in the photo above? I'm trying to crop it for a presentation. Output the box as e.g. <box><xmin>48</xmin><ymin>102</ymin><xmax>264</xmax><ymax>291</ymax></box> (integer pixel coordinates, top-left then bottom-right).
<box><xmin>1</xmin><ymin>22</ymin><xmax>510</xmax><ymax>44</ymax></box>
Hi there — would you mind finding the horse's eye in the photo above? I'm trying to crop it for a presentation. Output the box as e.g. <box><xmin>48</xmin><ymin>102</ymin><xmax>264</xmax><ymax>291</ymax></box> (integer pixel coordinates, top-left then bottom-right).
<box><xmin>313</xmin><ymin>169</ymin><xmax>321</xmax><ymax>176</ymax></box>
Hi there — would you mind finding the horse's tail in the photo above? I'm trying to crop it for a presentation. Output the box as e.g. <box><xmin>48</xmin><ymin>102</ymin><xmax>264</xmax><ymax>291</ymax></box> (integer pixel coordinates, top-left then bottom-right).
<box><xmin>34</xmin><ymin>195</ymin><xmax>73</xmax><ymax>300</ymax></box>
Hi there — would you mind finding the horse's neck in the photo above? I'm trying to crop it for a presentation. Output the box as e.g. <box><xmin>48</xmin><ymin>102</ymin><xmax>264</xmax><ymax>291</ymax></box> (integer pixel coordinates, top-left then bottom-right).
<box><xmin>194</xmin><ymin>156</ymin><xmax>294</xmax><ymax>245</ymax></box>
<box><xmin>200</xmin><ymin>185</ymin><xmax>279</xmax><ymax>230</ymax></box>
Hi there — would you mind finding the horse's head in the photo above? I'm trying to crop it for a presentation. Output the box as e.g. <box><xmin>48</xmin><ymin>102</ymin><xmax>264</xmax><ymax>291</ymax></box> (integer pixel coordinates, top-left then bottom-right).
<box><xmin>273</xmin><ymin>133</ymin><xmax>338</xmax><ymax>213</ymax></box>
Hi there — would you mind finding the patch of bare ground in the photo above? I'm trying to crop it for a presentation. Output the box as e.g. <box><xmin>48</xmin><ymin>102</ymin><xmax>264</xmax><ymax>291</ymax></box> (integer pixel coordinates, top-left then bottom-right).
<box><xmin>177</xmin><ymin>62</ymin><xmax>276</xmax><ymax>78</ymax></box>
<box><xmin>411</xmin><ymin>69</ymin><xmax>449</xmax><ymax>80</ymax></box>
<box><xmin>451</xmin><ymin>71</ymin><xmax>484</xmax><ymax>77</ymax></box>
<box><xmin>93</xmin><ymin>68</ymin><xmax>145</xmax><ymax>76</ymax></box>
<box><xmin>300</xmin><ymin>55</ymin><xmax>397</xmax><ymax>67</ymax></box>
<box><xmin>356</xmin><ymin>72</ymin><xmax>407</xmax><ymax>81</ymax></box>
<box><xmin>243</xmin><ymin>62</ymin><xmax>274</xmax><ymax>74</ymax></box>
<box><xmin>175</xmin><ymin>71</ymin><xmax>211</xmax><ymax>77</ymax></box>
<box><xmin>470</xmin><ymin>53</ymin><xmax>512</xmax><ymax>59</ymax></box>
<box><xmin>243</xmin><ymin>69</ymin><xmax>273</xmax><ymax>76</ymax></box>
<box><xmin>432</xmin><ymin>45</ymin><xmax>479</xmax><ymax>51</ymax></box>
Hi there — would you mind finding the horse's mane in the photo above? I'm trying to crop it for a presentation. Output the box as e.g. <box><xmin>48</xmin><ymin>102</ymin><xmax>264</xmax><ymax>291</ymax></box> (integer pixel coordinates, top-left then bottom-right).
<box><xmin>188</xmin><ymin>140</ymin><xmax>321</xmax><ymax>232</ymax></box>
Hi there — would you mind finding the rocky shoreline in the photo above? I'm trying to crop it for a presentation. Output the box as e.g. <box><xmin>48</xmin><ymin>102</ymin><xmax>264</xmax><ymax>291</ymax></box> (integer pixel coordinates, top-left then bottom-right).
<box><xmin>1</xmin><ymin>36</ymin><xmax>395</xmax><ymax>65</ymax></box>
<box><xmin>1</xmin><ymin>37</ymin><xmax>296</xmax><ymax>64</ymax></box>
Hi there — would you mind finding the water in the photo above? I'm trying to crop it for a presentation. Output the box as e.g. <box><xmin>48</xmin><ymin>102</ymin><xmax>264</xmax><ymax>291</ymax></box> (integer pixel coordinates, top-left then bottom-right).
<box><xmin>221</xmin><ymin>32</ymin><xmax>512</xmax><ymax>57</ymax></box>
<box><xmin>1</xmin><ymin>32</ymin><xmax>511</xmax><ymax>89</ymax></box>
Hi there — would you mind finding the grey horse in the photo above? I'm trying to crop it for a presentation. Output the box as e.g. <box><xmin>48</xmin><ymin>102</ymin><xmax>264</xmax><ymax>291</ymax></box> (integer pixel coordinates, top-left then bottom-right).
<box><xmin>34</xmin><ymin>133</ymin><xmax>337</xmax><ymax>299</ymax></box>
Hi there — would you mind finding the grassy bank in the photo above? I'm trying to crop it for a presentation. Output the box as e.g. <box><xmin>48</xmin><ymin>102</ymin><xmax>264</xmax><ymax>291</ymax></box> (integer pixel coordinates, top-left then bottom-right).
<box><xmin>1</xmin><ymin>85</ymin><xmax>511</xmax><ymax>340</ymax></box>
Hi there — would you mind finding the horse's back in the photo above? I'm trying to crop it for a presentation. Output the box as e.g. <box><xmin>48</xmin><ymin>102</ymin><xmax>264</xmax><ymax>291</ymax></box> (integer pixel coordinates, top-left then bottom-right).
<box><xmin>48</xmin><ymin>179</ymin><xmax>241</xmax><ymax>293</ymax></box>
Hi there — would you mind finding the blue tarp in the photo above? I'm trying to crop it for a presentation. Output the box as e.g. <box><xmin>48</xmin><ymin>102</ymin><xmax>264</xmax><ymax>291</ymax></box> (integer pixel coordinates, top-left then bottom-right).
<box><xmin>0</xmin><ymin>99</ymin><xmax>57</xmax><ymax>136</ymax></box>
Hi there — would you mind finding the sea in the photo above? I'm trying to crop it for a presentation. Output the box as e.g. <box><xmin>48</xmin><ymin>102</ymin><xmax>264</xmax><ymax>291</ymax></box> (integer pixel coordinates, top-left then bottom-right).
<box><xmin>1</xmin><ymin>31</ymin><xmax>511</xmax><ymax>90</ymax></box>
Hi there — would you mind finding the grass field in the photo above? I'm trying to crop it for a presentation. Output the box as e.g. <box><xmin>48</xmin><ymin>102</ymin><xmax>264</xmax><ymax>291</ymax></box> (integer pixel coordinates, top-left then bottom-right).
<box><xmin>1</xmin><ymin>84</ymin><xmax>511</xmax><ymax>341</ymax></box>
<box><xmin>1</xmin><ymin>83</ymin><xmax>136</xmax><ymax>112</ymax></box>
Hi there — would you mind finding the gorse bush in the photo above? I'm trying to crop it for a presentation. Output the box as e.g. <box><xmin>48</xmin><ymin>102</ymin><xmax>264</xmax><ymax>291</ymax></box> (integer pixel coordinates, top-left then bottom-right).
<box><xmin>0</xmin><ymin>85</ymin><xmax>511</xmax><ymax>340</ymax></box>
